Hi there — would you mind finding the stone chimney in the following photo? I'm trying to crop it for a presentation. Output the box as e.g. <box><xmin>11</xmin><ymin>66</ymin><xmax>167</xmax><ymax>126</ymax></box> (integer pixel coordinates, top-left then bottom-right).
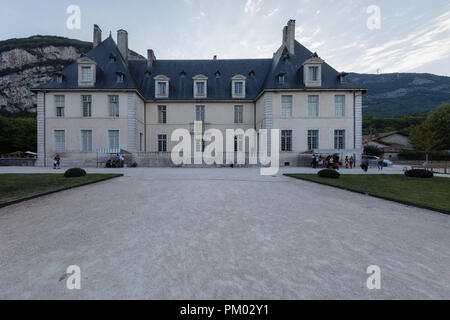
<box><xmin>117</xmin><ymin>29</ymin><xmax>128</xmax><ymax>64</ymax></box>
<box><xmin>213</xmin><ymin>55</ymin><xmax>217</xmax><ymax>60</ymax></box>
<box><xmin>286</xmin><ymin>20</ymin><xmax>295</xmax><ymax>55</ymax></box>
<box><xmin>93</xmin><ymin>24</ymin><xmax>102</xmax><ymax>48</ymax></box>
<box><xmin>147</xmin><ymin>49</ymin><xmax>156</xmax><ymax>69</ymax></box>
<box><xmin>282</xmin><ymin>26</ymin><xmax>288</xmax><ymax>48</ymax></box>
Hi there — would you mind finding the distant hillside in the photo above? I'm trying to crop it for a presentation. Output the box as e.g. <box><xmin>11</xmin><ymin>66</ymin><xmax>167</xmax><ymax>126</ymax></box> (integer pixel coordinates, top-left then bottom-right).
<box><xmin>348</xmin><ymin>73</ymin><xmax>450</xmax><ymax>118</ymax></box>
<box><xmin>0</xmin><ymin>35</ymin><xmax>143</xmax><ymax>114</ymax></box>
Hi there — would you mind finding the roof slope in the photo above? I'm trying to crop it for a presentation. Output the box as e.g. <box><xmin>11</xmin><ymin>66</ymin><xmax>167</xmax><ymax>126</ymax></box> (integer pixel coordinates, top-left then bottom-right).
<box><xmin>36</xmin><ymin>37</ymin><xmax>364</xmax><ymax>99</ymax></box>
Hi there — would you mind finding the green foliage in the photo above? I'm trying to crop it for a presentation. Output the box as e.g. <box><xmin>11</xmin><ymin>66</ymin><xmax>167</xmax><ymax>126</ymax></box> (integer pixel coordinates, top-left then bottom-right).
<box><xmin>404</xmin><ymin>169</ymin><xmax>434</xmax><ymax>179</ymax></box>
<box><xmin>364</xmin><ymin>145</ymin><xmax>382</xmax><ymax>157</ymax></box>
<box><xmin>0</xmin><ymin>116</ymin><xmax>36</xmax><ymax>154</ymax></box>
<box><xmin>64</xmin><ymin>168</ymin><xmax>87</xmax><ymax>178</ymax></box>
<box><xmin>409</xmin><ymin>103</ymin><xmax>450</xmax><ymax>152</ymax></box>
<box><xmin>318</xmin><ymin>169</ymin><xmax>340</xmax><ymax>179</ymax></box>
<box><xmin>362</xmin><ymin>113</ymin><xmax>427</xmax><ymax>136</ymax></box>
<box><xmin>0</xmin><ymin>35</ymin><xmax>91</xmax><ymax>54</ymax></box>
<box><xmin>398</xmin><ymin>150</ymin><xmax>450</xmax><ymax>161</ymax></box>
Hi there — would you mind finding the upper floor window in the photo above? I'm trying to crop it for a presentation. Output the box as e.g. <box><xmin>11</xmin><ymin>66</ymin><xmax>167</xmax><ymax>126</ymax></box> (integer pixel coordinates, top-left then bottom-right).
<box><xmin>158</xmin><ymin>105</ymin><xmax>167</xmax><ymax>124</ymax></box>
<box><xmin>82</xmin><ymin>95</ymin><xmax>92</xmax><ymax>117</ymax></box>
<box><xmin>77</xmin><ymin>56</ymin><xmax>96</xmax><ymax>86</ymax></box>
<box><xmin>109</xmin><ymin>95</ymin><xmax>119</xmax><ymax>118</ymax></box>
<box><xmin>116</xmin><ymin>72</ymin><xmax>124</xmax><ymax>83</ymax></box>
<box><xmin>234</xmin><ymin>105</ymin><xmax>243</xmax><ymax>124</ymax></box>
<box><xmin>193</xmin><ymin>74</ymin><xmax>208</xmax><ymax>98</ymax></box>
<box><xmin>56</xmin><ymin>74</ymin><xmax>63</xmax><ymax>83</ymax></box>
<box><xmin>278</xmin><ymin>74</ymin><xmax>285</xmax><ymax>85</ymax></box>
<box><xmin>334</xmin><ymin>95</ymin><xmax>345</xmax><ymax>117</ymax></box>
<box><xmin>55</xmin><ymin>95</ymin><xmax>65</xmax><ymax>117</ymax></box>
<box><xmin>302</xmin><ymin>53</ymin><xmax>323</xmax><ymax>87</ymax></box>
<box><xmin>281</xmin><ymin>95</ymin><xmax>293</xmax><ymax>118</ymax></box>
<box><xmin>154</xmin><ymin>75</ymin><xmax>170</xmax><ymax>98</ymax></box>
<box><xmin>308</xmin><ymin>66</ymin><xmax>318</xmax><ymax>82</ymax></box>
<box><xmin>231</xmin><ymin>75</ymin><xmax>246</xmax><ymax>98</ymax></box>
<box><xmin>81</xmin><ymin>66</ymin><xmax>92</xmax><ymax>82</ymax></box>
<box><xmin>195</xmin><ymin>105</ymin><xmax>205</xmax><ymax>122</ymax></box>
<box><xmin>234</xmin><ymin>82</ymin><xmax>244</xmax><ymax>95</ymax></box>
<box><xmin>307</xmin><ymin>95</ymin><xmax>319</xmax><ymax>118</ymax></box>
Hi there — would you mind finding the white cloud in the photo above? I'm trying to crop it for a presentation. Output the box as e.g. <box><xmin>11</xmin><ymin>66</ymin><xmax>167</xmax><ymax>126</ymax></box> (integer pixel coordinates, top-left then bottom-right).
<box><xmin>266</xmin><ymin>8</ymin><xmax>279</xmax><ymax>17</ymax></box>
<box><xmin>245</xmin><ymin>0</ymin><xmax>263</xmax><ymax>15</ymax></box>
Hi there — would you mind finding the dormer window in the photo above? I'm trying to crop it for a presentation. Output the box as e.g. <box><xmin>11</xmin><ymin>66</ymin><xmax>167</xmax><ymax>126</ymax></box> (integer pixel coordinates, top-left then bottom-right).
<box><xmin>116</xmin><ymin>72</ymin><xmax>124</xmax><ymax>83</ymax></box>
<box><xmin>193</xmin><ymin>74</ymin><xmax>208</xmax><ymax>98</ymax></box>
<box><xmin>278</xmin><ymin>73</ymin><xmax>285</xmax><ymax>85</ymax></box>
<box><xmin>215</xmin><ymin>70</ymin><xmax>221</xmax><ymax>78</ymax></box>
<box><xmin>231</xmin><ymin>74</ymin><xmax>246</xmax><ymax>99</ymax></box>
<box><xmin>154</xmin><ymin>75</ymin><xmax>170</xmax><ymax>98</ymax></box>
<box><xmin>77</xmin><ymin>56</ymin><xmax>96</xmax><ymax>87</ymax></box>
<box><xmin>56</xmin><ymin>74</ymin><xmax>63</xmax><ymax>83</ymax></box>
<box><xmin>109</xmin><ymin>53</ymin><xmax>117</xmax><ymax>63</ymax></box>
<box><xmin>302</xmin><ymin>53</ymin><xmax>324</xmax><ymax>87</ymax></box>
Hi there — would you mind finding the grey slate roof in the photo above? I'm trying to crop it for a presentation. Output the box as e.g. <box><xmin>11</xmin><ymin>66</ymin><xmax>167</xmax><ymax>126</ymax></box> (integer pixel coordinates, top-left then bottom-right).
<box><xmin>36</xmin><ymin>35</ymin><xmax>365</xmax><ymax>99</ymax></box>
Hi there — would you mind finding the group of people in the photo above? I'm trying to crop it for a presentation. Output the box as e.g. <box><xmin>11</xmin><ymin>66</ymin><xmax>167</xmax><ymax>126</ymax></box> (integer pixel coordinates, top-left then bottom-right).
<box><xmin>53</xmin><ymin>154</ymin><xmax>61</xmax><ymax>169</ymax></box>
<box><xmin>107</xmin><ymin>153</ymin><xmax>125</xmax><ymax>168</ymax></box>
<box><xmin>311</xmin><ymin>154</ymin><xmax>357</xmax><ymax>170</ymax></box>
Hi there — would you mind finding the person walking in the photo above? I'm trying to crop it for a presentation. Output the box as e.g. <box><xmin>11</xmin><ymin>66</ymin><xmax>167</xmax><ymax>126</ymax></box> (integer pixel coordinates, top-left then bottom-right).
<box><xmin>378</xmin><ymin>156</ymin><xmax>384</xmax><ymax>171</ymax></box>
<box><xmin>345</xmin><ymin>156</ymin><xmax>349</xmax><ymax>169</ymax></box>
<box><xmin>361</xmin><ymin>158</ymin><xmax>369</xmax><ymax>172</ymax></box>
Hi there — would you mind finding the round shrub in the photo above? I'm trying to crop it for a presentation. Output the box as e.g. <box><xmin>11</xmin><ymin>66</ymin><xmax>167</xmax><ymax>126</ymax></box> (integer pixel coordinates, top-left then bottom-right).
<box><xmin>318</xmin><ymin>169</ymin><xmax>340</xmax><ymax>179</ymax></box>
<box><xmin>404</xmin><ymin>169</ymin><xmax>433</xmax><ymax>178</ymax></box>
<box><xmin>64</xmin><ymin>168</ymin><xmax>87</xmax><ymax>178</ymax></box>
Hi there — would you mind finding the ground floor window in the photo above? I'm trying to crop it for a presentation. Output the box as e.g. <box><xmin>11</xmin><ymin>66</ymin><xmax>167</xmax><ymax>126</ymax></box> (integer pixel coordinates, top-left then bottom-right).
<box><xmin>158</xmin><ymin>134</ymin><xmax>167</xmax><ymax>152</ymax></box>
<box><xmin>281</xmin><ymin>130</ymin><xmax>292</xmax><ymax>152</ymax></box>
<box><xmin>81</xmin><ymin>130</ymin><xmax>92</xmax><ymax>152</ymax></box>
<box><xmin>54</xmin><ymin>130</ymin><xmax>65</xmax><ymax>152</ymax></box>
<box><xmin>307</xmin><ymin>130</ymin><xmax>319</xmax><ymax>151</ymax></box>
<box><xmin>334</xmin><ymin>129</ymin><xmax>346</xmax><ymax>150</ymax></box>
<box><xmin>234</xmin><ymin>135</ymin><xmax>243</xmax><ymax>152</ymax></box>
<box><xmin>108</xmin><ymin>130</ymin><xmax>120</xmax><ymax>150</ymax></box>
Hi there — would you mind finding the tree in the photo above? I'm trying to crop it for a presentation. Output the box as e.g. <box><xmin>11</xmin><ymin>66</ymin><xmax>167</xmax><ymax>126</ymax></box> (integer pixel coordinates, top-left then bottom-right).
<box><xmin>409</xmin><ymin>103</ymin><xmax>450</xmax><ymax>161</ymax></box>
<box><xmin>364</xmin><ymin>145</ymin><xmax>382</xmax><ymax>157</ymax></box>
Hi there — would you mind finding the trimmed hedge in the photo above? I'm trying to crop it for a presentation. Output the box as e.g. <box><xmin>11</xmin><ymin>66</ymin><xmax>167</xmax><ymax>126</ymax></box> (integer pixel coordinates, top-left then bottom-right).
<box><xmin>404</xmin><ymin>169</ymin><xmax>434</xmax><ymax>178</ymax></box>
<box><xmin>64</xmin><ymin>168</ymin><xmax>87</xmax><ymax>178</ymax></box>
<box><xmin>398</xmin><ymin>151</ymin><xmax>450</xmax><ymax>161</ymax></box>
<box><xmin>318</xmin><ymin>169</ymin><xmax>340</xmax><ymax>179</ymax></box>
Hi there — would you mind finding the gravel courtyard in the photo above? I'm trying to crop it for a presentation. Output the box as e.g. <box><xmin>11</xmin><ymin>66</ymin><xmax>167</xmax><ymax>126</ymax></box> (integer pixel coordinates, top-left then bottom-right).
<box><xmin>0</xmin><ymin>167</ymin><xmax>449</xmax><ymax>299</ymax></box>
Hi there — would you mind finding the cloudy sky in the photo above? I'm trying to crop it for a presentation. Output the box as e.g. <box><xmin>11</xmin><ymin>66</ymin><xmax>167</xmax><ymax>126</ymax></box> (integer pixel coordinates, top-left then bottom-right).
<box><xmin>2</xmin><ymin>0</ymin><xmax>450</xmax><ymax>75</ymax></box>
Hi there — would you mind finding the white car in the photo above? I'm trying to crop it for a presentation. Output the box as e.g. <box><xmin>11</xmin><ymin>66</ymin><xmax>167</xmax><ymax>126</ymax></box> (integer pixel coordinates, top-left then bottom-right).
<box><xmin>363</xmin><ymin>155</ymin><xmax>393</xmax><ymax>167</ymax></box>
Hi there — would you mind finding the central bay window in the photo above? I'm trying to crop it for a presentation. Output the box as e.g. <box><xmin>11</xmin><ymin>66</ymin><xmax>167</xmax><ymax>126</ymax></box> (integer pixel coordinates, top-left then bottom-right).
<box><xmin>54</xmin><ymin>130</ymin><xmax>65</xmax><ymax>152</ymax></box>
<box><xmin>109</xmin><ymin>95</ymin><xmax>119</xmax><ymax>118</ymax></box>
<box><xmin>195</xmin><ymin>105</ymin><xmax>205</xmax><ymax>122</ymax></box>
<box><xmin>108</xmin><ymin>130</ymin><xmax>120</xmax><ymax>150</ymax></box>
<box><xmin>193</xmin><ymin>74</ymin><xmax>208</xmax><ymax>98</ymax></box>
<box><xmin>307</xmin><ymin>130</ymin><xmax>319</xmax><ymax>151</ymax></box>
<box><xmin>55</xmin><ymin>95</ymin><xmax>65</xmax><ymax>117</ymax></box>
<box><xmin>334</xmin><ymin>129</ymin><xmax>346</xmax><ymax>150</ymax></box>
<box><xmin>158</xmin><ymin>134</ymin><xmax>167</xmax><ymax>152</ymax></box>
<box><xmin>308</xmin><ymin>66</ymin><xmax>318</xmax><ymax>81</ymax></box>
<box><xmin>281</xmin><ymin>130</ymin><xmax>292</xmax><ymax>152</ymax></box>
<box><xmin>81</xmin><ymin>66</ymin><xmax>92</xmax><ymax>82</ymax></box>
<box><xmin>82</xmin><ymin>95</ymin><xmax>92</xmax><ymax>117</ymax></box>
<box><xmin>81</xmin><ymin>130</ymin><xmax>93</xmax><ymax>152</ymax></box>
<box><xmin>231</xmin><ymin>75</ymin><xmax>246</xmax><ymax>98</ymax></box>
<box><xmin>158</xmin><ymin>105</ymin><xmax>167</xmax><ymax>124</ymax></box>
<box><xmin>234</xmin><ymin>105</ymin><xmax>243</xmax><ymax>124</ymax></box>
<box><xmin>281</xmin><ymin>95</ymin><xmax>293</xmax><ymax>118</ymax></box>
<box><xmin>334</xmin><ymin>95</ymin><xmax>345</xmax><ymax>117</ymax></box>
<box><xmin>307</xmin><ymin>95</ymin><xmax>319</xmax><ymax>118</ymax></box>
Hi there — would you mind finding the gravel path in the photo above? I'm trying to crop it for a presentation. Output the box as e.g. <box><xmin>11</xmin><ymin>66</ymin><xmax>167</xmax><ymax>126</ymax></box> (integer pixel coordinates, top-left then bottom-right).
<box><xmin>0</xmin><ymin>168</ymin><xmax>449</xmax><ymax>299</ymax></box>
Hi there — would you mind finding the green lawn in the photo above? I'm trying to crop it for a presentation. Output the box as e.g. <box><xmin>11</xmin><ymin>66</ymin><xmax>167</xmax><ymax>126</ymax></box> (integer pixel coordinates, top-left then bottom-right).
<box><xmin>285</xmin><ymin>174</ymin><xmax>450</xmax><ymax>213</ymax></box>
<box><xmin>0</xmin><ymin>173</ymin><xmax>122</xmax><ymax>205</ymax></box>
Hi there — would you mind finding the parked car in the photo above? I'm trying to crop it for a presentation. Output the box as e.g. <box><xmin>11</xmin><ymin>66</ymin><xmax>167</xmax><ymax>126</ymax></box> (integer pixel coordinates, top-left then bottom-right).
<box><xmin>362</xmin><ymin>155</ymin><xmax>393</xmax><ymax>167</ymax></box>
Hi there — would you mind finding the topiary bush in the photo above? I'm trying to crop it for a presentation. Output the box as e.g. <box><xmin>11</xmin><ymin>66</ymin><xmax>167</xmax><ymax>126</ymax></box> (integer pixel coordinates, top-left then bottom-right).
<box><xmin>318</xmin><ymin>169</ymin><xmax>340</xmax><ymax>179</ymax></box>
<box><xmin>404</xmin><ymin>169</ymin><xmax>433</xmax><ymax>178</ymax></box>
<box><xmin>64</xmin><ymin>168</ymin><xmax>87</xmax><ymax>178</ymax></box>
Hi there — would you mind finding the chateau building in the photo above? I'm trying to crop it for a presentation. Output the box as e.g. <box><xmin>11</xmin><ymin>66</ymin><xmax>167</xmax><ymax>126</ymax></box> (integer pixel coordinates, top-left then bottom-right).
<box><xmin>33</xmin><ymin>20</ymin><xmax>366</xmax><ymax>167</ymax></box>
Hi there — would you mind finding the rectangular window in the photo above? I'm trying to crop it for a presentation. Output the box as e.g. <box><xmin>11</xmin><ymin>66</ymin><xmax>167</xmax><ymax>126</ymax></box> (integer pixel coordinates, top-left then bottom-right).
<box><xmin>307</xmin><ymin>130</ymin><xmax>319</xmax><ymax>151</ymax></box>
<box><xmin>334</xmin><ymin>129</ymin><xmax>346</xmax><ymax>150</ymax></box>
<box><xmin>309</xmin><ymin>66</ymin><xmax>318</xmax><ymax>81</ymax></box>
<box><xmin>281</xmin><ymin>130</ymin><xmax>292</xmax><ymax>152</ymax></box>
<box><xmin>55</xmin><ymin>95</ymin><xmax>65</xmax><ymax>117</ymax></box>
<box><xmin>234</xmin><ymin>135</ymin><xmax>243</xmax><ymax>152</ymax></box>
<box><xmin>81</xmin><ymin>130</ymin><xmax>92</xmax><ymax>152</ymax></box>
<box><xmin>54</xmin><ymin>130</ymin><xmax>65</xmax><ymax>152</ymax></box>
<box><xmin>82</xmin><ymin>95</ymin><xmax>92</xmax><ymax>117</ymax></box>
<box><xmin>158</xmin><ymin>134</ymin><xmax>167</xmax><ymax>152</ymax></box>
<box><xmin>157</xmin><ymin>82</ymin><xmax>167</xmax><ymax>96</ymax></box>
<box><xmin>108</xmin><ymin>130</ymin><xmax>120</xmax><ymax>150</ymax></box>
<box><xmin>158</xmin><ymin>105</ymin><xmax>167</xmax><ymax>124</ymax></box>
<box><xmin>307</xmin><ymin>95</ymin><xmax>319</xmax><ymax>117</ymax></box>
<box><xmin>81</xmin><ymin>66</ymin><xmax>92</xmax><ymax>82</ymax></box>
<box><xmin>234</xmin><ymin>105</ymin><xmax>244</xmax><ymax>124</ymax></box>
<box><xmin>195</xmin><ymin>105</ymin><xmax>205</xmax><ymax>122</ymax></box>
<box><xmin>109</xmin><ymin>95</ymin><xmax>119</xmax><ymax>118</ymax></box>
<box><xmin>196</xmin><ymin>82</ymin><xmax>205</xmax><ymax>96</ymax></box>
<box><xmin>334</xmin><ymin>95</ymin><xmax>345</xmax><ymax>117</ymax></box>
<box><xmin>140</xmin><ymin>133</ymin><xmax>144</xmax><ymax>152</ymax></box>
<box><xmin>281</xmin><ymin>95</ymin><xmax>293</xmax><ymax>118</ymax></box>
<box><xmin>234</xmin><ymin>82</ymin><xmax>244</xmax><ymax>95</ymax></box>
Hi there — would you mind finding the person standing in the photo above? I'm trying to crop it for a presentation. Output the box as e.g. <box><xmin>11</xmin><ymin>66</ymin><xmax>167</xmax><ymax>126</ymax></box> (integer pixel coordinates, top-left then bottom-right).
<box><xmin>378</xmin><ymin>156</ymin><xmax>384</xmax><ymax>171</ymax></box>
<box><xmin>54</xmin><ymin>154</ymin><xmax>61</xmax><ymax>169</ymax></box>
<box><xmin>349</xmin><ymin>156</ymin><xmax>354</xmax><ymax>169</ymax></box>
<box><xmin>345</xmin><ymin>156</ymin><xmax>349</xmax><ymax>169</ymax></box>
